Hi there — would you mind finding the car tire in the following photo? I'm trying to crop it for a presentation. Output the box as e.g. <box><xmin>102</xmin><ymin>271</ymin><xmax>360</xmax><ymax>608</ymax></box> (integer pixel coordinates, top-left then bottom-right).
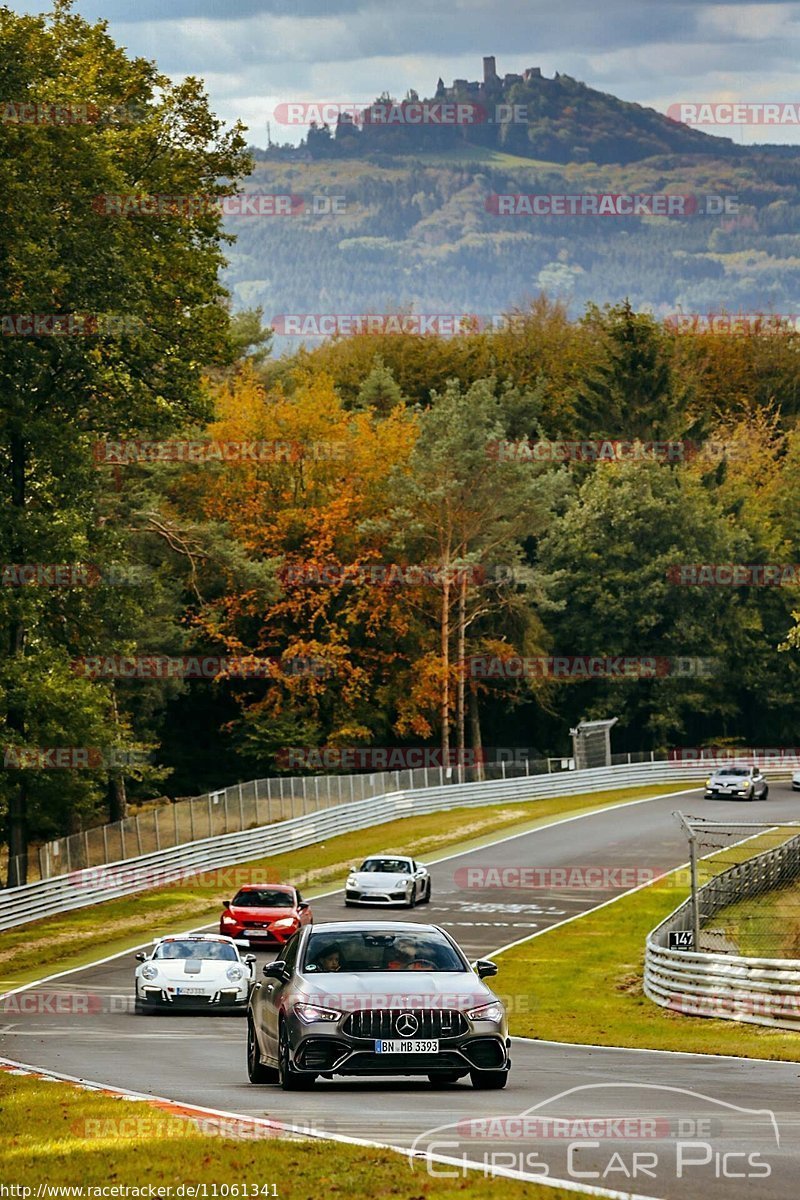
<box><xmin>279</xmin><ymin>1021</ymin><xmax>316</xmax><ymax>1090</ymax></box>
<box><xmin>247</xmin><ymin>1016</ymin><xmax>279</xmax><ymax>1083</ymax></box>
<box><xmin>762</xmin><ymin>786</ymin><xmax>769</xmax><ymax>801</ymax></box>
<box><xmin>421</xmin><ymin>879</ymin><xmax>431</xmax><ymax>904</ymax></box>
<box><xmin>428</xmin><ymin>1072</ymin><xmax>460</xmax><ymax>1086</ymax></box>
<box><xmin>407</xmin><ymin>886</ymin><xmax>416</xmax><ymax>909</ymax></box>
<box><xmin>470</xmin><ymin>1069</ymin><xmax>508</xmax><ymax>1090</ymax></box>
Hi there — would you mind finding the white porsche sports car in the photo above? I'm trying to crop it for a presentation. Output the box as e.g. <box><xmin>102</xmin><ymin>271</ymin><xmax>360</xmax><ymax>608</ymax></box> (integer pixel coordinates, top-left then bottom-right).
<box><xmin>134</xmin><ymin>933</ymin><xmax>255</xmax><ymax>1013</ymax></box>
<box><xmin>345</xmin><ymin>854</ymin><xmax>431</xmax><ymax>907</ymax></box>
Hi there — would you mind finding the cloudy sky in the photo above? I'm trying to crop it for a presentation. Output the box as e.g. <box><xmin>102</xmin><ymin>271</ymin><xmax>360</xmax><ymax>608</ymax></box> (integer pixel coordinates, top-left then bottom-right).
<box><xmin>9</xmin><ymin>0</ymin><xmax>800</xmax><ymax>145</ymax></box>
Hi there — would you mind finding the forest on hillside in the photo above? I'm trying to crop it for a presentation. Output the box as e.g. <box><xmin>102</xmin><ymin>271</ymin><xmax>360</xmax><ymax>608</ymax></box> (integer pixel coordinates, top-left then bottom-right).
<box><xmin>3</xmin><ymin>4</ymin><xmax>800</xmax><ymax>884</ymax></box>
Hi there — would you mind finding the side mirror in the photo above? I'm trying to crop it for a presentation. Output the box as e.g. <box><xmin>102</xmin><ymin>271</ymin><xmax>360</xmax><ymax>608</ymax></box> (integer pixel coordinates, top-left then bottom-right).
<box><xmin>135</xmin><ymin>952</ymin><xmax>147</xmax><ymax>962</ymax></box>
<box><xmin>473</xmin><ymin>959</ymin><xmax>498</xmax><ymax>979</ymax></box>
<box><xmin>263</xmin><ymin>961</ymin><xmax>288</xmax><ymax>981</ymax></box>
<box><xmin>244</xmin><ymin>954</ymin><xmax>256</xmax><ymax>965</ymax></box>
<box><xmin>297</xmin><ymin>901</ymin><xmax>309</xmax><ymax>912</ymax></box>
<box><xmin>221</xmin><ymin>900</ymin><xmax>231</xmax><ymax>909</ymax></box>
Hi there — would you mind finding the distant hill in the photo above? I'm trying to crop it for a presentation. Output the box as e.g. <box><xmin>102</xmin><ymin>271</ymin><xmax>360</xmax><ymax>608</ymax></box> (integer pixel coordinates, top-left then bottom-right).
<box><xmin>264</xmin><ymin>56</ymin><xmax>745</xmax><ymax>167</ymax></box>
<box><xmin>233</xmin><ymin>60</ymin><xmax>800</xmax><ymax>337</ymax></box>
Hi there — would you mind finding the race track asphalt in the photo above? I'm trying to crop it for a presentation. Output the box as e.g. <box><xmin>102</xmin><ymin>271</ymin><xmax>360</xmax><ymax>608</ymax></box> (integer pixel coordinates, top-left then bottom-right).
<box><xmin>4</xmin><ymin>782</ymin><xmax>800</xmax><ymax>1200</ymax></box>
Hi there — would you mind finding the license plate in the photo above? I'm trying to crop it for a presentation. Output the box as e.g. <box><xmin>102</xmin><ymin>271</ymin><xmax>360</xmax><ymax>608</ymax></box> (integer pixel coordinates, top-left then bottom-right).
<box><xmin>375</xmin><ymin>1039</ymin><xmax>439</xmax><ymax>1053</ymax></box>
<box><xmin>177</xmin><ymin>987</ymin><xmax>206</xmax><ymax>996</ymax></box>
<box><xmin>245</xmin><ymin>928</ymin><xmax>268</xmax><ymax>935</ymax></box>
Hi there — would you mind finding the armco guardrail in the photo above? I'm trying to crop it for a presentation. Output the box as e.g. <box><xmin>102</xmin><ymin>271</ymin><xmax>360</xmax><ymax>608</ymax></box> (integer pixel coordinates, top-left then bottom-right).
<box><xmin>0</xmin><ymin>759</ymin><xmax>705</xmax><ymax>932</ymax></box>
<box><xmin>33</xmin><ymin>752</ymin><xmax>647</xmax><ymax>880</ymax></box>
<box><xmin>644</xmin><ymin>830</ymin><xmax>800</xmax><ymax>1030</ymax></box>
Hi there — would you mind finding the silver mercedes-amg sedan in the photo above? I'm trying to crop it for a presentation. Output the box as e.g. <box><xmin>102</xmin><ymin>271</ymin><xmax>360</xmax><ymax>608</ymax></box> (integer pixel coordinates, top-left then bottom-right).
<box><xmin>246</xmin><ymin>921</ymin><xmax>510</xmax><ymax>1090</ymax></box>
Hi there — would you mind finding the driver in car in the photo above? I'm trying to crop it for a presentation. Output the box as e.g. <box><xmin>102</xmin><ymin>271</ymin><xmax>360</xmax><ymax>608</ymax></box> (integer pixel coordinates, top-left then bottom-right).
<box><xmin>386</xmin><ymin>937</ymin><xmax>436</xmax><ymax>970</ymax></box>
<box><xmin>312</xmin><ymin>943</ymin><xmax>343</xmax><ymax>972</ymax></box>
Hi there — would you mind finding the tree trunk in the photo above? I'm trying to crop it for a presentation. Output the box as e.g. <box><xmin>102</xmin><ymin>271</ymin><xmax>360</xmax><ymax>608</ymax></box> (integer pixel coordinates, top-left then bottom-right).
<box><xmin>468</xmin><ymin>685</ymin><xmax>484</xmax><ymax>783</ymax></box>
<box><xmin>107</xmin><ymin>685</ymin><xmax>128</xmax><ymax>822</ymax></box>
<box><xmin>441</xmin><ymin>572</ymin><xmax>450</xmax><ymax>760</ymax></box>
<box><xmin>5</xmin><ymin>428</ymin><xmax>28</xmax><ymax>886</ymax></box>
<box><xmin>109</xmin><ymin>774</ymin><xmax>128</xmax><ymax>824</ymax></box>
<box><xmin>456</xmin><ymin>569</ymin><xmax>466</xmax><ymax>782</ymax></box>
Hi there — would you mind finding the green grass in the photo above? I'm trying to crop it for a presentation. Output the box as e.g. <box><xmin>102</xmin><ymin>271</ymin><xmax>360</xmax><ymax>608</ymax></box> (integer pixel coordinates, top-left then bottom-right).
<box><xmin>0</xmin><ymin>1069</ymin><xmax>590</xmax><ymax>1198</ymax></box>
<box><xmin>393</xmin><ymin>145</ymin><xmax>552</xmax><ymax>169</ymax></box>
<box><xmin>706</xmin><ymin>877</ymin><xmax>800</xmax><ymax>959</ymax></box>
<box><xmin>501</xmin><ymin>827</ymin><xmax>800</xmax><ymax>1060</ymax></box>
<box><xmin>0</xmin><ymin>783</ymin><xmax>689</xmax><ymax>992</ymax></box>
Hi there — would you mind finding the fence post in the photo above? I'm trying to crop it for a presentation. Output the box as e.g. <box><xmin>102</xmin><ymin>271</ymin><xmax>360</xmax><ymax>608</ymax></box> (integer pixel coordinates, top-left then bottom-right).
<box><xmin>238</xmin><ymin>782</ymin><xmax>245</xmax><ymax>830</ymax></box>
<box><xmin>119</xmin><ymin>823</ymin><xmax>126</xmax><ymax>860</ymax></box>
<box><xmin>190</xmin><ymin>799</ymin><xmax>196</xmax><ymax>841</ymax></box>
<box><xmin>207</xmin><ymin>794</ymin><xmax>213</xmax><ymax>836</ymax></box>
<box><xmin>678</xmin><ymin>813</ymin><xmax>702</xmax><ymax>951</ymax></box>
<box><xmin>313</xmin><ymin>776</ymin><xmax>319</xmax><ymax>814</ymax></box>
<box><xmin>255</xmin><ymin>778</ymin><xmax>262</xmax><ymax>826</ymax></box>
<box><xmin>103</xmin><ymin>823</ymin><xmax>109</xmax><ymax>864</ymax></box>
<box><xmin>154</xmin><ymin>808</ymin><xmax>161</xmax><ymax>851</ymax></box>
<box><xmin>501</xmin><ymin>761</ymin><xmax>506</xmax><ymax>780</ymax></box>
<box><xmin>223</xmin><ymin>789</ymin><xmax>230</xmax><ymax>834</ymax></box>
<box><xmin>173</xmin><ymin>801</ymin><xmax>179</xmax><ymax>847</ymax></box>
<box><xmin>135</xmin><ymin>815</ymin><xmax>143</xmax><ymax>856</ymax></box>
<box><xmin>84</xmin><ymin>830</ymin><xmax>90</xmax><ymax>868</ymax></box>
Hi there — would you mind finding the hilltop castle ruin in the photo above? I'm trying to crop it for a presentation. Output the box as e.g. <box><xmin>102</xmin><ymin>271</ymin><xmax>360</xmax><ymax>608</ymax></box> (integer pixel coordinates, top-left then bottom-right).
<box><xmin>435</xmin><ymin>56</ymin><xmax>543</xmax><ymax>102</ymax></box>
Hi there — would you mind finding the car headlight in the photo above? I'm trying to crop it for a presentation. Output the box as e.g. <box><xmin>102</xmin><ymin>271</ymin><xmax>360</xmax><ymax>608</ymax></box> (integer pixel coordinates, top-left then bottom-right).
<box><xmin>226</xmin><ymin>965</ymin><xmax>245</xmax><ymax>982</ymax></box>
<box><xmin>397</xmin><ymin>878</ymin><xmax>411</xmax><ymax>889</ymax></box>
<box><xmin>347</xmin><ymin>876</ymin><xmax>357</xmax><ymax>886</ymax></box>
<box><xmin>271</xmin><ymin>917</ymin><xmax>298</xmax><ymax>929</ymax></box>
<box><xmin>221</xmin><ymin>915</ymin><xmax>238</xmax><ymax>925</ymax></box>
<box><xmin>467</xmin><ymin>1001</ymin><xmax>505</xmax><ymax>1024</ymax></box>
<box><xmin>706</xmin><ymin>778</ymin><xmax>714</xmax><ymax>788</ymax></box>
<box><xmin>294</xmin><ymin>1002</ymin><xmax>341</xmax><ymax>1024</ymax></box>
<box><xmin>141</xmin><ymin>964</ymin><xmax>158</xmax><ymax>981</ymax></box>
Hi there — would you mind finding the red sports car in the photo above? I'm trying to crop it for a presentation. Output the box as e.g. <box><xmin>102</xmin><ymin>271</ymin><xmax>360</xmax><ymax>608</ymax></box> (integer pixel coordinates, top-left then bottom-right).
<box><xmin>219</xmin><ymin>884</ymin><xmax>312</xmax><ymax>946</ymax></box>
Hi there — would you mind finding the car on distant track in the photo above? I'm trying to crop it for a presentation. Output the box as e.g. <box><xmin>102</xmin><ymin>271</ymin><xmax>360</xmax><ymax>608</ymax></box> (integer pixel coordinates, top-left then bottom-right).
<box><xmin>345</xmin><ymin>855</ymin><xmax>430</xmax><ymax>907</ymax></box>
<box><xmin>134</xmin><ymin>933</ymin><xmax>255</xmax><ymax>1013</ymax></box>
<box><xmin>219</xmin><ymin>884</ymin><xmax>313</xmax><ymax>946</ymax></box>
<box><xmin>246</xmin><ymin>921</ymin><xmax>510</xmax><ymax>1090</ymax></box>
<box><xmin>704</xmin><ymin>764</ymin><xmax>769</xmax><ymax>801</ymax></box>
<box><xmin>793</xmin><ymin>769</ymin><xmax>800</xmax><ymax>792</ymax></box>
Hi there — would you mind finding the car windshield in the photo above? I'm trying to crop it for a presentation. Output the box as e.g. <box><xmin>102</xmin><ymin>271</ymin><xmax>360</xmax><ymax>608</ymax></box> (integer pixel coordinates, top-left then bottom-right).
<box><xmin>232</xmin><ymin>889</ymin><xmax>295</xmax><ymax>907</ymax></box>
<box><xmin>302</xmin><ymin>929</ymin><xmax>465</xmax><ymax>972</ymax></box>
<box><xmin>715</xmin><ymin>767</ymin><xmax>749</xmax><ymax>776</ymax></box>
<box><xmin>360</xmin><ymin>858</ymin><xmax>411</xmax><ymax>873</ymax></box>
<box><xmin>154</xmin><ymin>940</ymin><xmax>238</xmax><ymax>961</ymax></box>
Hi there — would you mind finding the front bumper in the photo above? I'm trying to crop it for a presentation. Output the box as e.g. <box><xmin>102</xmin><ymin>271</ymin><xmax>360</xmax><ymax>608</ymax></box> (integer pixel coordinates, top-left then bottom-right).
<box><xmin>221</xmin><ymin>925</ymin><xmax>299</xmax><ymax>945</ymax></box>
<box><xmin>345</xmin><ymin>889</ymin><xmax>410</xmax><ymax>904</ymax></box>
<box><xmin>138</xmin><ymin>984</ymin><xmax>248</xmax><ymax>1009</ymax></box>
<box><xmin>705</xmin><ymin>788</ymin><xmax>751</xmax><ymax>798</ymax></box>
<box><xmin>285</xmin><ymin>1009</ymin><xmax>510</xmax><ymax>1076</ymax></box>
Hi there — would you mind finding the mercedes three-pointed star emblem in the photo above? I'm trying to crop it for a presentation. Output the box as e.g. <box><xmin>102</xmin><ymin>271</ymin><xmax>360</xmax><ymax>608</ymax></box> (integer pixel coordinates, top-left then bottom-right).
<box><xmin>395</xmin><ymin>1011</ymin><xmax>419</xmax><ymax>1037</ymax></box>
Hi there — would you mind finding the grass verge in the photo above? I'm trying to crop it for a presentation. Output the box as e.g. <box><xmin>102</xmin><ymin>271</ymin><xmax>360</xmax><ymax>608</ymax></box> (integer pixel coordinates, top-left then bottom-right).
<box><xmin>0</xmin><ymin>1068</ymin><xmax>590</xmax><ymax>1198</ymax></box>
<box><xmin>702</xmin><ymin>877</ymin><xmax>800</xmax><ymax>958</ymax></box>
<box><xmin>501</xmin><ymin>827</ymin><xmax>800</xmax><ymax>1060</ymax></box>
<box><xmin>0</xmin><ymin>782</ymin><xmax>690</xmax><ymax>992</ymax></box>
